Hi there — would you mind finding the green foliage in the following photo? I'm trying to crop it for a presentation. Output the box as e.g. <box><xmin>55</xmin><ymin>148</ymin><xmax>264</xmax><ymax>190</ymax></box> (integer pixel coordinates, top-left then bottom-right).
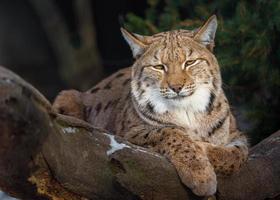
<box><xmin>125</xmin><ymin>0</ymin><xmax>280</xmax><ymax>144</ymax></box>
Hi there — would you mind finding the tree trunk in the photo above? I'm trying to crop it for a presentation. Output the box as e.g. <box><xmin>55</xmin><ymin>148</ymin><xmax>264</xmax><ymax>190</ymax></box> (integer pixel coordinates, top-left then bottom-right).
<box><xmin>28</xmin><ymin>0</ymin><xmax>103</xmax><ymax>89</ymax></box>
<box><xmin>0</xmin><ymin>65</ymin><xmax>279</xmax><ymax>200</ymax></box>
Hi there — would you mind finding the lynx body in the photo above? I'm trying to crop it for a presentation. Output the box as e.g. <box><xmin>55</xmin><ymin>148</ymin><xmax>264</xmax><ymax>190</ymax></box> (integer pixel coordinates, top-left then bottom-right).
<box><xmin>53</xmin><ymin>16</ymin><xmax>248</xmax><ymax>196</ymax></box>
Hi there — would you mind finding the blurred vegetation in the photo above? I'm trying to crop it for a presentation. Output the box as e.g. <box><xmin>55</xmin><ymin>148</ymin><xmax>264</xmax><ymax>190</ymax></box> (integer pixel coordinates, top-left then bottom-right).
<box><xmin>125</xmin><ymin>0</ymin><xmax>280</xmax><ymax>144</ymax></box>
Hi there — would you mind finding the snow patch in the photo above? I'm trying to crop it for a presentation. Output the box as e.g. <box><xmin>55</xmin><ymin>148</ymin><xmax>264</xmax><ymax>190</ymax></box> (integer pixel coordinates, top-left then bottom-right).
<box><xmin>105</xmin><ymin>133</ymin><xmax>130</xmax><ymax>155</ymax></box>
<box><xmin>0</xmin><ymin>191</ymin><xmax>18</xmax><ymax>200</ymax></box>
<box><xmin>105</xmin><ymin>133</ymin><xmax>162</xmax><ymax>158</ymax></box>
<box><xmin>248</xmin><ymin>148</ymin><xmax>278</xmax><ymax>160</ymax></box>
<box><xmin>248</xmin><ymin>153</ymin><xmax>261</xmax><ymax>161</ymax></box>
<box><xmin>226</xmin><ymin>140</ymin><xmax>244</xmax><ymax>147</ymax></box>
<box><xmin>134</xmin><ymin>147</ymin><xmax>162</xmax><ymax>158</ymax></box>
<box><xmin>268</xmin><ymin>136</ymin><xmax>280</xmax><ymax>143</ymax></box>
<box><xmin>62</xmin><ymin>127</ymin><xmax>77</xmax><ymax>134</ymax></box>
<box><xmin>3</xmin><ymin>78</ymin><xmax>12</xmax><ymax>84</ymax></box>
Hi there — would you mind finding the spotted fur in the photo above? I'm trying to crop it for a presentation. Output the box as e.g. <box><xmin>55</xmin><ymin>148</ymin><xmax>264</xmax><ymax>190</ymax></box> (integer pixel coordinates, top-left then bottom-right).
<box><xmin>53</xmin><ymin>15</ymin><xmax>248</xmax><ymax>197</ymax></box>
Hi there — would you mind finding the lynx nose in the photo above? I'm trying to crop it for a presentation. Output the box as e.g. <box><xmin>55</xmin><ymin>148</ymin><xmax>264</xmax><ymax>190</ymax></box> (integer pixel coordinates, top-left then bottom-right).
<box><xmin>169</xmin><ymin>84</ymin><xmax>183</xmax><ymax>93</ymax></box>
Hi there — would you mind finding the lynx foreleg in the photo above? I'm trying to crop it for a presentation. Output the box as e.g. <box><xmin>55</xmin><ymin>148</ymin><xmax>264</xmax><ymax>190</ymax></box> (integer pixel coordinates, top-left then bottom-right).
<box><xmin>125</xmin><ymin>126</ymin><xmax>217</xmax><ymax>196</ymax></box>
<box><xmin>200</xmin><ymin>132</ymin><xmax>248</xmax><ymax>176</ymax></box>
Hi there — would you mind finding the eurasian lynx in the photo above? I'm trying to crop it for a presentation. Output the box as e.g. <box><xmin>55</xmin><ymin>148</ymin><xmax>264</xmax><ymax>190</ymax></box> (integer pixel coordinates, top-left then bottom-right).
<box><xmin>53</xmin><ymin>15</ymin><xmax>248</xmax><ymax>196</ymax></box>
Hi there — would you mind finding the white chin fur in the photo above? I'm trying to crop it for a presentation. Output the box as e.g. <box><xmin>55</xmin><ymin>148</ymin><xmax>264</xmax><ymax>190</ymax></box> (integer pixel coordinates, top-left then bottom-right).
<box><xmin>159</xmin><ymin>87</ymin><xmax>210</xmax><ymax>114</ymax></box>
<box><xmin>132</xmin><ymin>81</ymin><xmax>211</xmax><ymax>114</ymax></box>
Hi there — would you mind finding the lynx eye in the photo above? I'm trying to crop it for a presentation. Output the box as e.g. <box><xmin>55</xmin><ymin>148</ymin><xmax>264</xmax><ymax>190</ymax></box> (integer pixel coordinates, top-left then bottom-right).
<box><xmin>185</xmin><ymin>60</ymin><xmax>196</xmax><ymax>66</ymax></box>
<box><xmin>184</xmin><ymin>59</ymin><xmax>198</xmax><ymax>69</ymax></box>
<box><xmin>152</xmin><ymin>65</ymin><xmax>166</xmax><ymax>71</ymax></box>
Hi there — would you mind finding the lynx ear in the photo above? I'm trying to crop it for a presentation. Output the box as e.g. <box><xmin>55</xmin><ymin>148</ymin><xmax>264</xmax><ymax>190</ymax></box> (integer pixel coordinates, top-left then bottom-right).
<box><xmin>194</xmin><ymin>15</ymin><xmax>218</xmax><ymax>51</ymax></box>
<box><xmin>121</xmin><ymin>28</ymin><xmax>149</xmax><ymax>58</ymax></box>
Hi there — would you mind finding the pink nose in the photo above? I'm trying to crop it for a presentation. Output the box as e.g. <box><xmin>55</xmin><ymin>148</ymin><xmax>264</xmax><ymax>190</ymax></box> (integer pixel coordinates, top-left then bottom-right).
<box><xmin>169</xmin><ymin>84</ymin><xmax>183</xmax><ymax>93</ymax></box>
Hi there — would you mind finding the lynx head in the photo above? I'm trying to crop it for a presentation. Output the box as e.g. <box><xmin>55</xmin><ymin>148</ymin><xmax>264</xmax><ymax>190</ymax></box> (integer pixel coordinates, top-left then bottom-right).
<box><xmin>122</xmin><ymin>15</ymin><xmax>222</xmax><ymax>114</ymax></box>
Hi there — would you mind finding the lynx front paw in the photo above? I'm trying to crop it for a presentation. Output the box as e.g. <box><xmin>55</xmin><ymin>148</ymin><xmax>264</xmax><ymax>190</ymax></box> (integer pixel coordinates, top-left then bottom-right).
<box><xmin>192</xmin><ymin>171</ymin><xmax>217</xmax><ymax>196</ymax></box>
<box><xmin>177</xmin><ymin>162</ymin><xmax>217</xmax><ymax>196</ymax></box>
<box><xmin>179</xmin><ymin>168</ymin><xmax>217</xmax><ymax>196</ymax></box>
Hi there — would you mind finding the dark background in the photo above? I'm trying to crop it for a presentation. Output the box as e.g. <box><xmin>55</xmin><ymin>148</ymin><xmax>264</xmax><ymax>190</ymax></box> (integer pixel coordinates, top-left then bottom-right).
<box><xmin>0</xmin><ymin>0</ymin><xmax>279</xmax><ymax>145</ymax></box>
<box><xmin>0</xmin><ymin>0</ymin><xmax>145</xmax><ymax>99</ymax></box>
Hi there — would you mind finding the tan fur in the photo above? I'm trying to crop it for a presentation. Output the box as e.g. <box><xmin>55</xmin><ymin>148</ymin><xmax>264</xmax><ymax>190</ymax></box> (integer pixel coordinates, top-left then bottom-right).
<box><xmin>53</xmin><ymin>15</ymin><xmax>248</xmax><ymax>196</ymax></box>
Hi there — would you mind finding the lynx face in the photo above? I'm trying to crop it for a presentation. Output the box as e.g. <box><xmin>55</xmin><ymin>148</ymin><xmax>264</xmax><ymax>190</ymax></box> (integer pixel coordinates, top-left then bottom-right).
<box><xmin>122</xmin><ymin>16</ymin><xmax>222</xmax><ymax>114</ymax></box>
